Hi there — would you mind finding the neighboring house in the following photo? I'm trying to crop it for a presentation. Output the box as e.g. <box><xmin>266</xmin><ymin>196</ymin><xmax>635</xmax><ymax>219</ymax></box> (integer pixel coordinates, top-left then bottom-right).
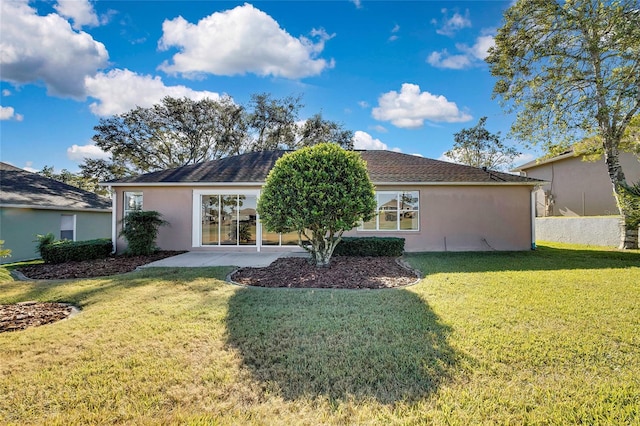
<box><xmin>513</xmin><ymin>150</ymin><xmax>640</xmax><ymax>217</ymax></box>
<box><xmin>104</xmin><ymin>150</ymin><xmax>541</xmax><ymax>253</ymax></box>
<box><xmin>0</xmin><ymin>163</ymin><xmax>112</xmax><ymax>263</ymax></box>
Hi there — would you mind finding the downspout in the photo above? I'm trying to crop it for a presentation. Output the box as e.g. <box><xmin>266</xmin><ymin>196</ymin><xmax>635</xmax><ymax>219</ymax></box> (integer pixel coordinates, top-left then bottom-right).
<box><xmin>110</xmin><ymin>186</ymin><xmax>117</xmax><ymax>254</ymax></box>
<box><xmin>530</xmin><ymin>188</ymin><xmax>537</xmax><ymax>250</ymax></box>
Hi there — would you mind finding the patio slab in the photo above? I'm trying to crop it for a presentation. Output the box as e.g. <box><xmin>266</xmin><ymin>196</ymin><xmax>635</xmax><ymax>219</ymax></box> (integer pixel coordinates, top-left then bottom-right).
<box><xmin>140</xmin><ymin>251</ymin><xmax>308</xmax><ymax>268</ymax></box>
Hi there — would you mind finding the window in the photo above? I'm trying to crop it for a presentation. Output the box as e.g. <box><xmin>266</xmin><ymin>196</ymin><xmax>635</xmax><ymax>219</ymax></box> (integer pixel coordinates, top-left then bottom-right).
<box><xmin>201</xmin><ymin>194</ymin><xmax>257</xmax><ymax>246</ymax></box>
<box><xmin>60</xmin><ymin>214</ymin><xmax>75</xmax><ymax>240</ymax></box>
<box><xmin>361</xmin><ymin>191</ymin><xmax>419</xmax><ymax>231</ymax></box>
<box><xmin>124</xmin><ymin>191</ymin><xmax>143</xmax><ymax>216</ymax></box>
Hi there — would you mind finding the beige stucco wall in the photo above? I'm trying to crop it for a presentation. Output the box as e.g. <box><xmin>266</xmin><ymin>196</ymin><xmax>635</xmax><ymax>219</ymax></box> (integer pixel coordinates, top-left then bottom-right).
<box><xmin>113</xmin><ymin>183</ymin><xmax>534</xmax><ymax>253</ymax></box>
<box><xmin>523</xmin><ymin>152</ymin><xmax>640</xmax><ymax>217</ymax></box>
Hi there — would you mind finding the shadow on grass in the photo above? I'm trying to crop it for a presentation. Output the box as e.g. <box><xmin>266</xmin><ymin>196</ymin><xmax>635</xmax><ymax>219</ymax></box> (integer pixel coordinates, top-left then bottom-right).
<box><xmin>403</xmin><ymin>244</ymin><xmax>640</xmax><ymax>276</ymax></box>
<box><xmin>225</xmin><ymin>287</ymin><xmax>459</xmax><ymax>404</ymax></box>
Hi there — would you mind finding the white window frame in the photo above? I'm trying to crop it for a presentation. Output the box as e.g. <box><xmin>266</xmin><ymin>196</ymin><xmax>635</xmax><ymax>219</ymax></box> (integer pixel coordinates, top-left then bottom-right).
<box><xmin>123</xmin><ymin>191</ymin><xmax>143</xmax><ymax>216</ymax></box>
<box><xmin>359</xmin><ymin>190</ymin><xmax>420</xmax><ymax>232</ymax></box>
<box><xmin>60</xmin><ymin>214</ymin><xmax>76</xmax><ymax>241</ymax></box>
<box><xmin>192</xmin><ymin>190</ymin><xmax>261</xmax><ymax>249</ymax></box>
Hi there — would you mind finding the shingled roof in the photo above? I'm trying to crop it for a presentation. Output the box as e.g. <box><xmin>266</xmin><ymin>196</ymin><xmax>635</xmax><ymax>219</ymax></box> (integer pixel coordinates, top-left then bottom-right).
<box><xmin>106</xmin><ymin>150</ymin><xmax>540</xmax><ymax>185</ymax></box>
<box><xmin>1</xmin><ymin>165</ymin><xmax>111</xmax><ymax>211</ymax></box>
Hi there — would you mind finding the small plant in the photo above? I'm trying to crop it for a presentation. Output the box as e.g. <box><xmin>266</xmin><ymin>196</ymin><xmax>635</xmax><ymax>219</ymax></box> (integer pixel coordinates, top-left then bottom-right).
<box><xmin>333</xmin><ymin>237</ymin><xmax>405</xmax><ymax>257</ymax></box>
<box><xmin>0</xmin><ymin>240</ymin><xmax>11</xmax><ymax>259</ymax></box>
<box><xmin>35</xmin><ymin>233</ymin><xmax>56</xmax><ymax>257</ymax></box>
<box><xmin>120</xmin><ymin>210</ymin><xmax>168</xmax><ymax>256</ymax></box>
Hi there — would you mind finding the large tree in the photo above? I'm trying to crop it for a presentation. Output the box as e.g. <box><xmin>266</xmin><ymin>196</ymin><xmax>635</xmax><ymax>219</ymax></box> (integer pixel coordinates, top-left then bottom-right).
<box><xmin>87</xmin><ymin>94</ymin><xmax>353</xmax><ymax>180</ymax></box>
<box><xmin>444</xmin><ymin>117</ymin><xmax>520</xmax><ymax>170</ymax></box>
<box><xmin>92</xmin><ymin>96</ymin><xmax>246</xmax><ymax>175</ymax></box>
<box><xmin>257</xmin><ymin>143</ymin><xmax>376</xmax><ymax>267</ymax></box>
<box><xmin>486</xmin><ymin>0</ymin><xmax>640</xmax><ymax>248</ymax></box>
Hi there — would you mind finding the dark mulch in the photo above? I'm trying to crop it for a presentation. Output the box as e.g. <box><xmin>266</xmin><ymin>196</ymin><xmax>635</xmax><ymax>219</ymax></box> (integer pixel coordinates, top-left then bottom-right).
<box><xmin>231</xmin><ymin>256</ymin><xmax>419</xmax><ymax>289</ymax></box>
<box><xmin>15</xmin><ymin>251</ymin><xmax>185</xmax><ymax>280</ymax></box>
<box><xmin>0</xmin><ymin>301</ymin><xmax>74</xmax><ymax>333</ymax></box>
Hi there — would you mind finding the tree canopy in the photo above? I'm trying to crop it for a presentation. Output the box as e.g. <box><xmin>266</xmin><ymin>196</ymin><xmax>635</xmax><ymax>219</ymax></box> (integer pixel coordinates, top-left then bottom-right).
<box><xmin>487</xmin><ymin>0</ymin><xmax>640</xmax><ymax>248</ymax></box>
<box><xmin>444</xmin><ymin>117</ymin><xmax>520</xmax><ymax>170</ymax></box>
<box><xmin>86</xmin><ymin>94</ymin><xmax>353</xmax><ymax>180</ymax></box>
<box><xmin>257</xmin><ymin>143</ymin><xmax>376</xmax><ymax>267</ymax></box>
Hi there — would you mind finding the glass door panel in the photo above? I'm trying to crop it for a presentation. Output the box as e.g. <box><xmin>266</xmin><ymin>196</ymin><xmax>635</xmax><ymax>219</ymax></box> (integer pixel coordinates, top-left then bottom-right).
<box><xmin>202</xmin><ymin>195</ymin><xmax>219</xmax><ymax>245</ymax></box>
<box><xmin>220</xmin><ymin>195</ymin><xmax>237</xmax><ymax>245</ymax></box>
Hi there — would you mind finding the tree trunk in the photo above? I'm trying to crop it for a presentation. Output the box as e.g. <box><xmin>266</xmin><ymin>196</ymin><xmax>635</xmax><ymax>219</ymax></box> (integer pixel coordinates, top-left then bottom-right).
<box><xmin>602</xmin><ymin>141</ymin><xmax>639</xmax><ymax>249</ymax></box>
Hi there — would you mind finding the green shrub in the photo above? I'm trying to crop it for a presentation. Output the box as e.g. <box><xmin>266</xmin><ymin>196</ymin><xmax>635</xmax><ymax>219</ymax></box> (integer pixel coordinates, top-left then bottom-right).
<box><xmin>35</xmin><ymin>233</ymin><xmax>56</xmax><ymax>257</ymax></box>
<box><xmin>119</xmin><ymin>210</ymin><xmax>168</xmax><ymax>256</ymax></box>
<box><xmin>40</xmin><ymin>239</ymin><xmax>113</xmax><ymax>264</ymax></box>
<box><xmin>0</xmin><ymin>240</ymin><xmax>11</xmax><ymax>259</ymax></box>
<box><xmin>333</xmin><ymin>237</ymin><xmax>405</xmax><ymax>257</ymax></box>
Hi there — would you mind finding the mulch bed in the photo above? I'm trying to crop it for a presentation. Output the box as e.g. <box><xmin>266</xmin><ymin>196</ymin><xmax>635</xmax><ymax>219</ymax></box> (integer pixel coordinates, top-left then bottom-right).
<box><xmin>15</xmin><ymin>251</ymin><xmax>185</xmax><ymax>280</ymax></box>
<box><xmin>231</xmin><ymin>256</ymin><xmax>419</xmax><ymax>289</ymax></box>
<box><xmin>0</xmin><ymin>301</ymin><xmax>75</xmax><ymax>333</ymax></box>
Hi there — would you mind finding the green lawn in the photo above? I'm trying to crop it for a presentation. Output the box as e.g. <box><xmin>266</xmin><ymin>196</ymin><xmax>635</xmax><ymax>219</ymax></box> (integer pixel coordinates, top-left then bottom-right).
<box><xmin>1</xmin><ymin>243</ymin><xmax>639</xmax><ymax>424</ymax></box>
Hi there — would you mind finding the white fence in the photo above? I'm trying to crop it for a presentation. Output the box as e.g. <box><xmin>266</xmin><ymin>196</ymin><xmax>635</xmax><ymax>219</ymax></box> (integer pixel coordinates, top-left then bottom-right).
<box><xmin>535</xmin><ymin>216</ymin><xmax>625</xmax><ymax>247</ymax></box>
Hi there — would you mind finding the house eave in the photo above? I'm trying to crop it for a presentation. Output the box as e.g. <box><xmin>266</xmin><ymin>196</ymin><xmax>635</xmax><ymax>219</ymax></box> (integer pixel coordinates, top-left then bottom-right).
<box><xmin>0</xmin><ymin>203</ymin><xmax>111</xmax><ymax>212</ymax></box>
<box><xmin>101</xmin><ymin>180</ymin><xmax>542</xmax><ymax>188</ymax></box>
<box><xmin>100</xmin><ymin>181</ymin><xmax>265</xmax><ymax>188</ymax></box>
<box><xmin>512</xmin><ymin>151</ymin><xmax>577</xmax><ymax>172</ymax></box>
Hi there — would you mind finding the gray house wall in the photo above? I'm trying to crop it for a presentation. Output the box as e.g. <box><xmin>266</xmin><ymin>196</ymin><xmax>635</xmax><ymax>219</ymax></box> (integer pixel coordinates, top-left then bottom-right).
<box><xmin>0</xmin><ymin>207</ymin><xmax>112</xmax><ymax>264</ymax></box>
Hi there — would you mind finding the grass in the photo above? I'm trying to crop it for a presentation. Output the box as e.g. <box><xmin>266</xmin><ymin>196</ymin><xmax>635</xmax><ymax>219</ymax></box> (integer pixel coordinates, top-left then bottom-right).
<box><xmin>1</xmin><ymin>242</ymin><xmax>639</xmax><ymax>424</ymax></box>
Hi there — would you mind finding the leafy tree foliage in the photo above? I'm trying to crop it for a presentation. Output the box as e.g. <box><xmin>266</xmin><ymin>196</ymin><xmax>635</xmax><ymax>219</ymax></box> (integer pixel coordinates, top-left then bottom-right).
<box><xmin>119</xmin><ymin>210</ymin><xmax>168</xmax><ymax>256</ymax></box>
<box><xmin>487</xmin><ymin>0</ymin><xmax>640</xmax><ymax>248</ymax></box>
<box><xmin>257</xmin><ymin>143</ymin><xmax>376</xmax><ymax>267</ymax></box>
<box><xmin>39</xmin><ymin>165</ymin><xmax>109</xmax><ymax>197</ymax></box>
<box><xmin>86</xmin><ymin>94</ymin><xmax>353</xmax><ymax>180</ymax></box>
<box><xmin>444</xmin><ymin>117</ymin><xmax>520</xmax><ymax>170</ymax></box>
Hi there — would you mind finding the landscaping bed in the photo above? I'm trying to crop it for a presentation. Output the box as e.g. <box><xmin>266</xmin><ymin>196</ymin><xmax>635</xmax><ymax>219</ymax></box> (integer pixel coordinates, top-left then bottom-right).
<box><xmin>0</xmin><ymin>301</ymin><xmax>75</xmax><ymax>333</ymax></box>
<box><xmin>231</xmin><ymin>256</ymin><xmax>419</xmax><ymax>289</ymax></box>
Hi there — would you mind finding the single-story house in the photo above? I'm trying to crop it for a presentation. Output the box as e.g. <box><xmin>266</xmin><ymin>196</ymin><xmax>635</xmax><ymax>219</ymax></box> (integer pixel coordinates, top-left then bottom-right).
<box><xmin>103</xmin><ymin>150</ymin><xmax>541</xmax><ymax>253</ymax></box>
<box><xmin>0</xmin><ymin>162</ymin><xmax>112</xmax><ymax>263</ymax></box>
<box><xmin>513</xmin><ymin>150</ymin><xmax>640</xmax><ymax>217</ymax></box>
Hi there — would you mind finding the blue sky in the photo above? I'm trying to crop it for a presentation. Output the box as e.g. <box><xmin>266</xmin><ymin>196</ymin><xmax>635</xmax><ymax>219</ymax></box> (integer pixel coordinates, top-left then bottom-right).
<box><xmin>0</xmin><ymin>0</ymin><xmax>537</xmax><ymax>173</ymax></box>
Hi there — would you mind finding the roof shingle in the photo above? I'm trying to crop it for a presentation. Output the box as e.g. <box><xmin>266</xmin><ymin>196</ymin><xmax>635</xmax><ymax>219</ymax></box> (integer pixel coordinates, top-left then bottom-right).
<box><xmin>106</xmin><ymin>150</ymin><xmax>540</xmax><ymax>185</ymax></box>
<box><xmin>1</xmin><ymin>167</ymin><xmax>111</xmax><ymax>210</ymax></box>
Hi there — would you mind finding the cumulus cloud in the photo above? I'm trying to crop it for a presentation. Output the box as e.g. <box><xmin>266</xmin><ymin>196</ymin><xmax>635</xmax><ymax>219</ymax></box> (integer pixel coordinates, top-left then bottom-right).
<box><xmin>158</xmin><ymin>4</ymin><xmax>335</xmax><ymax>79</ymax></box>
<box><xmin>371</xmin><ymin>125</ymin><xmax>388</xmax><ymax>133</ymax></box>
<box><xmin>0</xmin><ymin>0</ymin><xmax>109</xmax><ymax>98</ymax></box>
<box><xmin>0</xmin><ymin>105</ymin><xmax>23</xmax><ymax>121</ymax></box>
<box><xmin>428</xmin><ymin>34</ymin><xmax>495</xmax><ymax>69</ymax></box>
<box><xmin>2</xmin><ymin>89</ymin><xmax>12</xmax><ymax>96</ymax></box>
<box><xmin>85</xmin><ymin>68</ymin><xmax>222</xmax><ymax>116</ymax></box>
<box><xmin>372</xmin><ymin>83</ymin><xmax>472</xmax><ymax>128</ymax></box>
<box><xmin>54</xmin><ymin>0</ymin><xmax>100</xmax><ymax>29</ymax></box>
<box><xmin>432</xmin><ymin>8</ymin><xmax>471</xmax><ymax>36</ymax></box>
<box><xmin>67</xmin><ymin>143</ymin><xmax>110</xmax><ymax>162</ymax></box>
<box><xmin>353</xmin><ymin>131</ymin><xmax>389</xmax><ymax>150</ymax></box>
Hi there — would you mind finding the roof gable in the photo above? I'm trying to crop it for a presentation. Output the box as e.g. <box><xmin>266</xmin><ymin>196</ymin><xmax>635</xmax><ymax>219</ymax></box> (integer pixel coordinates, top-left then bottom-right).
<box><xmin>1</xmin><ymin>169</ymin><xmax>111</xmax><ymax>210</ymax></box>
<box><xmin>106</xmin><ymin>150</ymin><xmax>540</xmax><ymax>186</ymax></box>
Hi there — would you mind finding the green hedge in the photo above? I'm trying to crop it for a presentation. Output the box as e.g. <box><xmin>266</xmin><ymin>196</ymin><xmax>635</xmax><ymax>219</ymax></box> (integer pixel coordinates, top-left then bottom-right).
<box><xmin>333</xmin><ymin>237</ymin><xmax>405</xmax><ymax>257</ymax></box>
<box><xmin>40</xmin><ymin>238</ymin><xmax>113</xmax><ymax>264</ymax></box>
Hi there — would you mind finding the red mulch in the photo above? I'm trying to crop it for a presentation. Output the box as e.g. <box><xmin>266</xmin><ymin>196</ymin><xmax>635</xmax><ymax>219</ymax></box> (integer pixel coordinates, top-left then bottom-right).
<box><xmin>231</xmin><ymin>256</ymin><xmax>419</xmax><ymax>289</ymax></box>
<box><xmin>15</xmin><ymin>251</ymin><xmax>185</xmax><ymax>280</ymax></box>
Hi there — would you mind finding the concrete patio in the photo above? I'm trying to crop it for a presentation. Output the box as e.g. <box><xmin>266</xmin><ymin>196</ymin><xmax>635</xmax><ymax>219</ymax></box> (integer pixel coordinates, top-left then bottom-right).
<box><xmin>140</xmin><ymin>251</ymin><xmax>308</xmax><ymax>268</ymax></box>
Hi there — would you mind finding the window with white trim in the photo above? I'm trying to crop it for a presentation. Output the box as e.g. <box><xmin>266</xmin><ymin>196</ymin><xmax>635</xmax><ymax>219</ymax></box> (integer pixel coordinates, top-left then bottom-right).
<box><xmin>60</xmin><ymin>214</ymin><xmax>75</xmax><ymax>240</ymax></box>
<box><xmin>124</xmin><ymin>191</ymin><xmax>143</xmax><ymax>216</ymax></box>
<box><xmin>360</xmin><ymin>191</ymin><xmax>419</xmax><ymax>231</ymax></box>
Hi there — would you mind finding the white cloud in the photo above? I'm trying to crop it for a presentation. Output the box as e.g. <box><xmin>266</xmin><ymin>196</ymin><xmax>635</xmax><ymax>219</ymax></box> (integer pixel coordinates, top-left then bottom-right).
<box><xmin>158</xmin><ymin>4</ymin><xmax>335</xmax><ymax>79</ymax></box>
<box><xmin>513</xmin><ymin>152</ymin><xmax>536</xmax><ymax>167</ymax></box>
<box><xmin>0</xmin><ymin>0</ymin><xmax>109</xmax><ymax>98</ymax></box>
<box><xmin>432</xmin><ymin>8</ymin><xmax>471</xmax><ymax>36</ymax></box>
<box><xmin>0</xmin><ymin>105</ymin><xmax>23</xmax><ymax>121</ymax></box>
<box><xmin>389</xmin><ymin>24</ymin><xmax>400</xmax><ymax>41</ymax></box>
<box><xmin>353</xmin><ymin>131</ymin><xmax>389</xmax><ymax>150</ymax></box>
<box><xmin>427</xmin><ymin>50</ymin><xmax>471</xmax><ymax>69</ymax></box>
<box><xmin>351</xmin><ymin>0</ymin><xmax>362</xmax><ymax>9</ymax></box>
<box><xmin>427</xmin><ymin>34</ymin><xmax>495</xmax><ymax>69</ymax></box>
<box><xmin>23</xmin><ymin>161</ymin><xmax>38</xmax><ymax>173</ymax></box>
<box><xmin>372</xmin><ymin>83</ymin><xmax>472</xmax><ymax>128</ymax></box>
<box><xmin>371</xmin><ymin>125</ymin><xmax>388</xmax><ymax>133</ymax></box>
<box><xmin>67</xmin><ymin>143</ymin><xmax>110</xmax><ymax>162</ymax></box>
<box><xmin>358</xmin><ymin>100</ymin><xmax>369</xmax><ymax>108</ymax></box>
<box><xmin>2</xmin><ymin>89</ymin><xmax>11</xmax><ymax>96</ymax></box>
<box><xmin>54</xmin><ymin>0</ymin><xmax>99</xmax><ymax>30</ymax></box>
<box><xmin>84</xmin><ymin>68</ymin><xmax>222</xmax><ymax>116</ymax></box>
